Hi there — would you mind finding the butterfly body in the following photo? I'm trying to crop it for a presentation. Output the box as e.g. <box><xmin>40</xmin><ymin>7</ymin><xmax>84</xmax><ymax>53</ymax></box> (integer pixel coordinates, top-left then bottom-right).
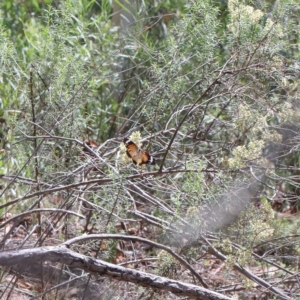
<box><xmin>123</xmin><ymin>138</ymin><xmax>155</xmax><ymax>166</ymax></box>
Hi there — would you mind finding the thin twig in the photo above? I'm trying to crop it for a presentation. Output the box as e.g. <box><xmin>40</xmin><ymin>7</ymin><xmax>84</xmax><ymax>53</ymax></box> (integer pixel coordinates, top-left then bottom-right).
<box><xmin>63</xmin><ymin>234</ymin><xmax>208</xmax><ymax>288</ymax></box>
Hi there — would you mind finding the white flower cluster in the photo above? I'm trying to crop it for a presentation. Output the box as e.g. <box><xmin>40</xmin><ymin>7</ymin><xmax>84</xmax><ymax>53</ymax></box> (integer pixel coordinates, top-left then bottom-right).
<box><xmin>227</xmin><ymin>0</ymin><xmax>264</xmax><ymax>33</ymax></box>
<box><xmin>228</xmin><ymin>140</ymin><xmax>265</xmax><ymax>169</ymax></box>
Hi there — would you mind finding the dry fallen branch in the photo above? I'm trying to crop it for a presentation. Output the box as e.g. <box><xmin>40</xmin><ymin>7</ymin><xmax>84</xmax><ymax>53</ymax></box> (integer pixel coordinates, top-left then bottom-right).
<box><xmin>63</xmin><ymin>233</ymin><xmax>208</xmax><ymax>288</ymax></box>
<box><xmin>0</xmin><ymin>246</ymin><xmax>230</xmax><ymax>300</ymax></box>
<box><xmin>200</xmin><ymin>236</ymin><xmax>291</xmax><ymax>300</ymax></box>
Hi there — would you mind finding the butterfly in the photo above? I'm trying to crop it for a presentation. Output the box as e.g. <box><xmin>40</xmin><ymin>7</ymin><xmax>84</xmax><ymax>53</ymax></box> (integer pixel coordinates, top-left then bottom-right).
<box><xmin>123</xmin><ymin>138</ymin><xmax>156</xmax><ymax>166</ymax></box>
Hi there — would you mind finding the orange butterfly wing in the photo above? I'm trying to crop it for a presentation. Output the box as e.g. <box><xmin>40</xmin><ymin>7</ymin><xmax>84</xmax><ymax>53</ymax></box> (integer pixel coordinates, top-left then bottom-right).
<box><xmin>123</xmin><ymin>138</ymin><xmax>155</xmax><ymax>166</ymax></box>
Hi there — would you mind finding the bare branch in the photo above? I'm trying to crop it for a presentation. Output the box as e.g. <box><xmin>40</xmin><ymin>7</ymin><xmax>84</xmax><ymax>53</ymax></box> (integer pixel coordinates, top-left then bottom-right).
<box><xmin>0</xmin><ymin>209</ymin><xmax>84</xmax><ymax>229</ymax></box>
<box><xmin>0</xmin><ymin>246</ymin><xmax>230</xmax><ymax>300</ymax></box>
<box><xmin>63</xmin><ymin>234</ymin><xmax>208</xmax><ymax>288</ymax></box>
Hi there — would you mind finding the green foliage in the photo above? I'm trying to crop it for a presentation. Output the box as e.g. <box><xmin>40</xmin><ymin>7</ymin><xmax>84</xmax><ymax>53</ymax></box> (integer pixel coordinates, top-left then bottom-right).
<box><xmin>1</xmin><ymin>0</ymin><xmax>300</xmax><ymax>298</ymax></box>
<box><xmin>0</xmin><ymin>1</ymin><xmax>122</xmax><ymax>187</ymax></box>
<box><xmin>157</xmin><ymin>250</ymin><xmax>180</xmax><ymax>279</ymax></box>
<box><xmin>229</xmin><ymin>203</ymin><xmax>275</xmax><ymax>248</ymax></box>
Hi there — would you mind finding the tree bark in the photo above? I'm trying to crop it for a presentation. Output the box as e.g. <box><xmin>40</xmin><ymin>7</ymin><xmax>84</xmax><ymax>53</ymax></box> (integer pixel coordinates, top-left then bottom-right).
<box><xmin>0</xmin><ymin>245</ymin><xmax>230</xmax><ymax>300</ymax></box>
